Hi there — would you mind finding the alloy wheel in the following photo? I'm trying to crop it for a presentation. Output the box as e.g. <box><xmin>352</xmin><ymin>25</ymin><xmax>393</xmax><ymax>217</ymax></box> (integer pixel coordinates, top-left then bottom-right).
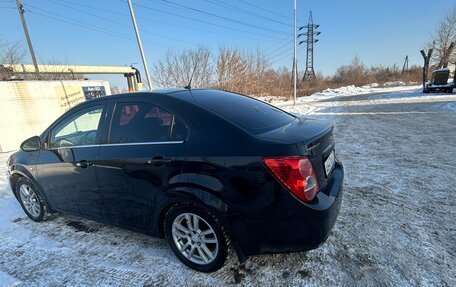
<box><xmin>171</xmin><ymin>213</ymin><xmax>219</xmax><ymax>265</ymax></box>
<box><xmin>19</xmin><ymin>184</ymin><xmax>41</xmax><ymax>218</ymax></box>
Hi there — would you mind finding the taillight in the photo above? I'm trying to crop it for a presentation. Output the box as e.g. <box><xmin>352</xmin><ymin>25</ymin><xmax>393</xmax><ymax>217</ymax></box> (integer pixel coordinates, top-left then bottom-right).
<box><xmin>263</xmin><ymin>157</ymin><xmax>320</xmax><ymax>203</ymax></box>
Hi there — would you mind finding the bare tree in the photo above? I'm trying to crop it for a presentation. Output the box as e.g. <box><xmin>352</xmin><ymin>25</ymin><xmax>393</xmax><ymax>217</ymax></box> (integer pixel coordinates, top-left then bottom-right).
<box><xmin>0</xmin><ymin>40</ymin><xmax>26</xmax><ymax>66</ymax></box>
<box><xmin>216</xmin><ymin>47</ymin><xmax>249</xmax><ymax>92</ymax></box>
<box><xmin>0</xmin><ymin>41</ymin><xmax>26</xmax><ymax>80</ymax></box>
<box><xmin>265</xmin><ymin>66</ymin><xmax>292</xmax><ymax>98</ymax></box>
<box><xmin>215</xmin><ymin>47</ymin><xmax>273</xmax><ymax>96</ymax></box>
<box><xmin>1</xmin><ymin>41</ymin><xmax>85</xmax><ymax>80</ymax></box>
<box><xmin>38</xmin><ymin>57</ymin><xmax>84</xmax><ymax>80</ymax></box>
<box><xmin>153</xmin><ymin>46</ymin><xmax>213</xmax><ymax>88</ymax></box>
<box><xmin>429</xmin><ymin>7</ymin><xmax>456</xmax><ymax>67</ymax></box>
<box><xmin>247</xmin><ymin>49</ymin><xmax>272</xmax><ymax>96</ymax></box>
<box><xmin>331</xmin><ymin>56</ymin><xmax>367</xmax><ymax>86</ymax></box>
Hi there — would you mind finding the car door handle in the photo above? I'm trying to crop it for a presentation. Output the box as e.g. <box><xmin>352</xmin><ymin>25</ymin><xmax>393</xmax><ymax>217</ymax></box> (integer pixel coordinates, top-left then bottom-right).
<box><xmin>75</xmin><ymin>160</ymin><xmax>93</xmax><ymax>168</ymax></box>
<box><xmin>147</xmin><ymin>156</ymin><xmax>171</xmax><ymax>166</ymax></box>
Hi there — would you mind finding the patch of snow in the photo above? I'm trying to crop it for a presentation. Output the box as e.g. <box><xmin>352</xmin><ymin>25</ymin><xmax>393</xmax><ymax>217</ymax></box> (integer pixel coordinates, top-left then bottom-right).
<box><xmin>320</xmin><ymin>85</ymin><xmax>369</xmax><ymax>95</ymax></box>
<box><xmin>382</xmin><ymin>80</ymin><xmax>406</xmax><ymax>87</ymax></box>
<box><xmin>0</xmin><ymin>89</ymin><xmax>455</xmax><ymax>286</ymax></box>
<box><xmin>361</xmin><ymin>83</ymin><xmax>379</xmax><ymax>88</ymax></box>
<box><xmin>0</xmin><ymin>270</ymin><xmax>20</xmax><ymax>287</ymax></box>
<box><xmin>255</xmin><ymin>95</ymin><xmax>288</xmax><ymax>104</ymax></box>
<box><xmin>443</xmin><ymin>102</ymin><xmax>456</xmax><ymax>111</ymax></box>
<box><xmin>257</xmin><ymin>82</ymin><xmax>422</xmax><ymax>107</ymax></box>
<box><xmin>303</xmin><ymin>83</ymin><xmax>422</xmax><ymax>102</ymax></box>
<box><xmin>282</xmin><ymin>104</ymin><xmax>312</xmax><ymax>117</ymax></box>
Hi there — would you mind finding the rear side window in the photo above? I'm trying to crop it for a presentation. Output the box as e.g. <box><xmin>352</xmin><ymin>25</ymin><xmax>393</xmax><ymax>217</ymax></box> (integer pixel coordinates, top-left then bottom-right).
<box><xmin>109</xmin><ymin>102</ymin><xmax>187</xmax><ymax>143</ymax></box>
<box><xmin>192</xmin><ymin>90</ymin><xmax>295</xmax><ymax>134</ymax></box>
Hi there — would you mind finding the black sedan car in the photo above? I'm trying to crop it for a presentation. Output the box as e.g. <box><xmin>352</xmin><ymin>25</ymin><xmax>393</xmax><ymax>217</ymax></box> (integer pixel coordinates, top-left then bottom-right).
<box><xmin>7</xmin><ymin>89</ymin><xmax>343</xmax><ymax>272</ymax></box>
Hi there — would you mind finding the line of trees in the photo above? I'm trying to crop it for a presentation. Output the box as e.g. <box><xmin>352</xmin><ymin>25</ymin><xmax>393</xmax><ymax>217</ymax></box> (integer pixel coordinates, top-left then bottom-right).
<box><xmin>0</xmin><ymin>39</ymin><xmax>432</xmax><ymax>98</ymax></box>
<box><xmin>2</xmin><ymin>6</ymin><xmax>454</xmax><ymax>97</ymax></box>
<box><xmin>151</xmin><ymin>46</ymin><xmax>422</xmax><ymax>98</ymax></box>
<box><xmin>153</xmin><ymin>46</ymin><xmax>287</xmax><ymax>96</ymax></box>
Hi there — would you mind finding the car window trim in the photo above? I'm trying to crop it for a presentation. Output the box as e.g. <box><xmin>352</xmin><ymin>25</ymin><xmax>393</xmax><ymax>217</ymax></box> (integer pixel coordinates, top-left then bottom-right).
<box><xmin>101</xmin><ymin>141</ymin><xmax>184</xmax><ymax>147</ymax></box>
<box><xmin>45</xmin><ymin>141</ymin><xmax>185</xmax><ymax>150</ymax></box>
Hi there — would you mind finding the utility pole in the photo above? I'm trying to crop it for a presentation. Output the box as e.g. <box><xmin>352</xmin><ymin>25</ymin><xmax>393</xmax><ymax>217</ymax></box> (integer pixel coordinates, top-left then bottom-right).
<box><xmin>401</xmin><ymin>55</ymin><xmax>409</xmax><ymax>74</ymax></box>
<box><xmin>127</xmin><ymin>0</ymin><xmax>152</xmax><ymax>90</ymax></box>
<box><xmin>16</xmin><ymin>0</ymin><xmax>40</xmax><ymax>80</ymax></box>
<box><xmin>292</xmin><ymin>0</ymin><xmax>297</xmax><ymax>105</ymax></box>
<box><xmin>298</xmin><ymin>11</ymin><xmax>320</xmax><ymax>80</ymax></box>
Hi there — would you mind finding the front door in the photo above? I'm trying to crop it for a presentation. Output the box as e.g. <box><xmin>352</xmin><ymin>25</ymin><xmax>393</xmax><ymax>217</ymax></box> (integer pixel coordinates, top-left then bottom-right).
<box><xmin>36</xmin><ymin>104</ymin><xmax>106</xmax><ymax>218</ymax></box>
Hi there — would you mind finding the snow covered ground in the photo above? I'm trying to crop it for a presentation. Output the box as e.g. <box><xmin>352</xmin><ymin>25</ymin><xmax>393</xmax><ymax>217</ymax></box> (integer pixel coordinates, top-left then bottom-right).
<box><xmin>0</xmin><ymin>86</ymin><xmax>455</xmax><ymax>286</ymax></box>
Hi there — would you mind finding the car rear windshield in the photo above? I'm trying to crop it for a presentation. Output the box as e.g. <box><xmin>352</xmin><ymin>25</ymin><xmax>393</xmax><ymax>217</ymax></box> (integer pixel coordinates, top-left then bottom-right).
<box><xmin>191</xmin><ymin>90</ymin><xmax>296</xmax><ymax>134</ymax></box>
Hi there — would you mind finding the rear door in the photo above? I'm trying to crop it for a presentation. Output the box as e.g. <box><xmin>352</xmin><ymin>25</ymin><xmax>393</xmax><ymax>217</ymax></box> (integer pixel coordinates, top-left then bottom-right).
<box><xmin>36</xmin><ymin>103</ymin><xmax>108</xmax><ymax>218</ymax></box>
<box><xmin>96</xmin><ymin>99</ymin><xmax>189</xmax><ymax>231</ymax></box>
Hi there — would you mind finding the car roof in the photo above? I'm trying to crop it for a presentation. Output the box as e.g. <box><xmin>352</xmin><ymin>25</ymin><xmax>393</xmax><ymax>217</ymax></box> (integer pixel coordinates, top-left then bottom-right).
<box><xmin>83</xmin><ymin>88</ymin><xmax>186</xmax><ymax>102</ymax></box>
<box><xmin>84</xmin><ymin>88</ymin><xmax>249</xmax><ymax>104</ymax></box>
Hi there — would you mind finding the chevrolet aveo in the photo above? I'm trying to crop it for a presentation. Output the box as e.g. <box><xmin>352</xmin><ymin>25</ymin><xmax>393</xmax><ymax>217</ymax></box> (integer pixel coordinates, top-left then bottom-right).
<box><xmin>7</xmin><ymin>89</ymin><xmax>343</xmax><ymax>272</ymax></box>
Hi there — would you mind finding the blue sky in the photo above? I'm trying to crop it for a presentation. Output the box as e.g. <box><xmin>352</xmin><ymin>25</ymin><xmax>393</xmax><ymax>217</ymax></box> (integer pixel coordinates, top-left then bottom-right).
<box><xmin>0</xmin><ymin>0</ymin><xmax>454</xmax><ymax>89</ymax></box>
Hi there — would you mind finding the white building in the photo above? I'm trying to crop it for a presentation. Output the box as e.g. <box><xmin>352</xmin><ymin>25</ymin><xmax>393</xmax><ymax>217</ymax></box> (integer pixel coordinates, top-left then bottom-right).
<box><xmin>0</xmin><ymin>80</ymin><xmax>111</xmax><ymax>152</ymax></box>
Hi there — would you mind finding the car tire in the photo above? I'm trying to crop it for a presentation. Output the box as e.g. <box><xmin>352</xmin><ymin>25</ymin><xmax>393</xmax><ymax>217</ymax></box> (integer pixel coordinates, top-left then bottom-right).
<box><xmin>16</xmin><ymin>177</ymin><xmax>46</xmax><ymax>222</ymax></box>
<box><xmin>164</xmin><ymin>202</ymin><xmax>229</xmax><ymax>272</ymax></box>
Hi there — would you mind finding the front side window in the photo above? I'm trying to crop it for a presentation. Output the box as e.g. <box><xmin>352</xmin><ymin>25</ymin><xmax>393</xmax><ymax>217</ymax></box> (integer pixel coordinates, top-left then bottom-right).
<box><xmin>50</xmin><ymin>105</ymin><xmax>104</xmax><ymax>148</ymax></box>
<box><xmin>109</xmin><ymin>102</ymin><xmax>187</xmax><ymax>143</ymax></box>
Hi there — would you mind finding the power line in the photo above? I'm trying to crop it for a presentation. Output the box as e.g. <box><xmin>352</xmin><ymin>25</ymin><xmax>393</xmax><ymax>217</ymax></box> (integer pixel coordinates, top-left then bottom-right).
<box><xmin>55</xmin><ymin>0</ymin><xmax>259</xmax><ymax>41</ymax></box>
<box><xmin>24</xmin><ymin>4</ymin><xmax>133</xmax><ymax>39</ymax></box>
<box><xmin>235</xmin><ymin>0</ymin><xmax>304</xmax><ymax>24</ymax></box>
<box><xmin>202</xmin><ymin>0</ymin><xmax>292</xmax><ymax>27</ymax></box>
<box><xmin>264</xmin><ymin>41</ymin><xmax>290</xmax><ymax>58</ymax></box>
<box><xmin>262</xmin><ymin>37</ymin><xmax>292</xmax><ymax>54</ymax></box>
<box><xmin>0</xmin><ymin>1</ymin><xmax>15</xmax><ymax>9</ymax></box>
<box><xmin>28</xmin><ymin>10</ymin><xmax>132</xmax><ymax>40</ymax></box>
<box><xmin>132</xmin><ymin>1</ymin><xmax>288</xmax><ymax>40</ymax></box>
<box><xmin>18</xmin><ymin>0</ymin><xmax>299</xmax><ymax>66</ymax></box>
<box><xmin>22</xmin><ymin>3</ymin><xmax>174</xmax><ymax>50</ymax></box>
<box><xmin>269</xmin><ymin>47</ymin><xmax>293</xmax><ymax>62</ymax></box>
<box><xmin>46</xmin><ymin>0</ymin><xmax>198</xmax><ymax>47</ymax></box>
<box><xmin>259</xmin><ymin>33</ymin><xmax>293</xmax><ymax>63</ymax></box>
<box><xmin>269</xmin><ymin>44</ymin><xmax>307</xmax><ymax>64</ymax></box>
<box><xmin>159</xmin><ymin>0</ymin><xmax>289</xmax><ymax>35</ymax></box>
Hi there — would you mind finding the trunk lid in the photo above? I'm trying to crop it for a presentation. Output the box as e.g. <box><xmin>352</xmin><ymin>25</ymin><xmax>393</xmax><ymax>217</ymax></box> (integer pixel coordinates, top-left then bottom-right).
<box><xmin>258</xmin><ymin>117</ymin><xmax>335</xmax><ymax>191</ymax></box>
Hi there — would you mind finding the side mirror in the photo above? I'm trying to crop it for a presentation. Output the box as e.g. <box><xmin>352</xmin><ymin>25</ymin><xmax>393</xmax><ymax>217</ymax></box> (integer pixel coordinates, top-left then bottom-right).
<box><xmin>20</xmin><ymin>136</ymin><xmax>41</xmax><ymax>152</ymax></box>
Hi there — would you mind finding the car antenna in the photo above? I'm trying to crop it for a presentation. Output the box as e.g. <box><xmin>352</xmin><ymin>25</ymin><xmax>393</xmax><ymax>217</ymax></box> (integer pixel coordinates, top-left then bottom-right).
<box><xmin>184</xmin><ymin>77</ymin><xmax>193</xmax><ymax>90</ymax></box>
<box><xmin>184</xmin><ymin>58</ymin><xmax>200</xmax><ymax>90</ymax></box>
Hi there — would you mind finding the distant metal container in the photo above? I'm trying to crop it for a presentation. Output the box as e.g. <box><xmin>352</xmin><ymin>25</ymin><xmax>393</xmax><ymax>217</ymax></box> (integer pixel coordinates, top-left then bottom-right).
<box><xmin>431</xmin><ymin>68</ymin><xmax>450</xmax><ymax>85</ymax></box>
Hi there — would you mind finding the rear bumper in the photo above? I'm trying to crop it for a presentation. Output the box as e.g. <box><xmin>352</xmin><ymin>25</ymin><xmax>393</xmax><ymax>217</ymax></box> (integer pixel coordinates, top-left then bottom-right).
<box><xmin>231</xmin><ymin>161</ymin><xmax>344</xmax><ymax>257</ymax></box>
